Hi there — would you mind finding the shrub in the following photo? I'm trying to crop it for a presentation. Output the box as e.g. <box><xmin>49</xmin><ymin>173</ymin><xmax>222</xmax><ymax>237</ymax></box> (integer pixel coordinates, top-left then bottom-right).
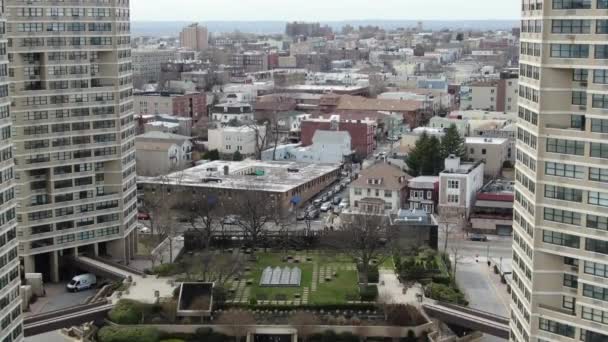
<box><xmin>153</xmin><ymin>263</ymin><xmax>181</xmax><ymax>277</ymax></box>
<box><xmin>359</xmin><ymin>285</ymin><xmax>378</xmax><ymax>301</ymax></box>
<box><xmin>108</xmin><ymin>299</ymin><xmax>144</xmax><ymax>324</ymax></box>
<box><xmin>194</xmin><ymin>328</ymin><xmax>230</xmax><ymax>342</ymax></box>
<box><xmin>97</xmin><ymin>326</ymin><xmax>160</xmax><ymax>342</ymax></box>
<box><xmin>160</xmin><ymin>340</ymin><xmax>185</xmax><ymax>342</ymax></box>
<box><xmin>357</xmin><ymin>264</ymin><xmax>379</xmax><ymax>283</ymax></box>
<box><xmin>384</xmin><ymin>304</ymin><xmax>427</xmax><ymax>326</ymax></box>
<box><xmin>425</xmin><ymin>283</ymin><xmax>467</xmax><ymax>306</ymax></box>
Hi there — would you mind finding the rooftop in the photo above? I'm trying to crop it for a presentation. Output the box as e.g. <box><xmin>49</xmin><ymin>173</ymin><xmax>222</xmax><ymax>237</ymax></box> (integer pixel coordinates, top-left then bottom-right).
<box><xmin>138</xmin><ymin>160</ymin><xmax>341</xmax><ymax>193</ymax></box>
<box><xmin>465</xmin><ymin>137</ymin><xmax>509</xmax><ymax>145</ymax></box>
<box><xmin>477</xmin><ymin>179</ymin><xmax>515</xmax><ymax>202</ymax></box>
<box><xmin>137</xmin><ymin>131</ymin><xmax>192</xmax><ymax>142</ymax></box>
<box><xmin>409</xmin><ymin>176</ymin><xmax>439</xmax><ymax>189</ymax></box>
<box><xmin>352</xmin><ymin>163</ymin><xmax>410</xmax><ymax>190</ymax></box>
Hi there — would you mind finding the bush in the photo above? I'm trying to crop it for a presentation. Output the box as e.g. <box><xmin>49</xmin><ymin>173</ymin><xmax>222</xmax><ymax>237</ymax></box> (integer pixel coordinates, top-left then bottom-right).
<box><xmin>194</xmin><ymin>328</ymin><xmax>230</xmax><ymax>342</ymax></box>
<box><xmin>160</xmin><ymin>340</ymin><xmax>184</xmax><ymax>342</ymax></box>
<box><xmin>309</xmin><ymin>331</ymin><xmax>359</xmax><ymax>342</ymax></box>
<box><xmin>384</xmin><ymin>304</ymin><xmax>428</xmax><ymax>326</ymax></box>
<box><xmin>359</xmin><ymin>285</ymin><xmax>378</xmax><ymax>301</ymax></box>
<box><xmin>97</xmin><ymin>326</ymin><xmax>160</xmax><ymax>342</ymax></box>
<box><xmin>357</xmin><ymin>264</ymin><xmax>379</xmax><ymax>283</ymax></box>
<box><xmin>152</xmin><ymin>263</ymin><xmax>181</xmax><ymax>277</ymax></box>
<box><xmin>226</xmin><ymin>302</ymin><xmax>377</xmax><ymax>312</ymax></box>
<box><xmin>425</xmin><ymin>283</ymin><xmax>467</xmax><ymax>306</ymax></box>
<box><xmin>108</xmin><ymin>300</ymin><xmax>144</xmax><ymax>324</ymax></box>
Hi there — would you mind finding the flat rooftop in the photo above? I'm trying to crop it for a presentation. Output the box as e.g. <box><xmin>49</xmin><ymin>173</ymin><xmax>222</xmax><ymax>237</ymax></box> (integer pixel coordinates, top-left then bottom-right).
<box><xmin>465</xmin><ymin>137</ymin><xmax>509</xmax><ymax>145</ymax></box>
<box><xmin>138</xmin><ymin>160</ymin><xmax>341</xmax><ymax>193</ymax></box>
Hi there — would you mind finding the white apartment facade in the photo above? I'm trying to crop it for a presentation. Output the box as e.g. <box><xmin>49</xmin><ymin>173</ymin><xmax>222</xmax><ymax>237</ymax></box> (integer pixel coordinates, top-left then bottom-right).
<box><xmin>208</xmin><ymin>126</ymin><xmax>266</xmax><ymax>158</ymax></box>
<box><xmin>512</xmin><ymin>2</ymin><xmax>608</xmax><ymax>342</ymax></box>
<box><xmin>7</xmin><ymin>0</ymin><xmax>139</xmax><ymax>281</ymax></box>
<box><xmin>438</xmin><ymin>156</ymin><xmax>484</xmax><ymax>219</ymax></box>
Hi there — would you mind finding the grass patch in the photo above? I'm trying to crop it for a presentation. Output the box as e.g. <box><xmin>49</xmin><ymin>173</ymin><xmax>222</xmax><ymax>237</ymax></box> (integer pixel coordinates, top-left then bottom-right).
<box><xmin>249</xmin><ymin>254</ymin><xmax>314</xmax><ymax>302</ymax></box>
<box><xmin>310</xmin><ymin>270</ymin><xmax>358</xmax><ymax>304</ymax></box>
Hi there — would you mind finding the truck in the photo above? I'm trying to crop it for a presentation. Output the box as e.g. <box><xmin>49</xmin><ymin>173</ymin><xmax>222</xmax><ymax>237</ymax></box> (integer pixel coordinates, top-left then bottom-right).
<box><xmin>66</xmin><ymin>274</ymin><xmax>97</xmax><ymax>292</ymax></box>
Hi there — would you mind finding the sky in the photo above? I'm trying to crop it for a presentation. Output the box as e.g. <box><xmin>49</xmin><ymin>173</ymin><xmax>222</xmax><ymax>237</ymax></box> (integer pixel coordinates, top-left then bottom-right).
<box><xmin>131</xmin><ymin>0</ymin><xmax>520</xmax><ymax>21</ymax></box>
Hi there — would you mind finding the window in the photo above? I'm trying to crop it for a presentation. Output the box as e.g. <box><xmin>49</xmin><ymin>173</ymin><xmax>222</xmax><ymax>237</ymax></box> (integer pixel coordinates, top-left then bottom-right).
<box><xmin>587</xmin><ymin>215</ymin><xmax>608</xmax><ymax>231</ymax></box>
<box><xmin>590</xmin><ymin>167</ymin><xmax>608</xmax><ymax>183</ymax></box>
<box><xmin>592</xmin><ymin>94</ymin><xmax>608</xmax><ymax>109</ymax></box>
<box><xmin>563</xmin><ymin>274</ymin><xmax>578</xmax><ymax>288</ymax></box>
<box><xmin>545</xmin><ymin>162</ymin><xmax>583</xmax><ymax>179</ymax></box>
<box><xmin>447</xmin><ymin>180</ymin><xmax>459</xmax><ymax>189</ymax></box>
<box><xmin>562</xmin><ymin>296</ymin><xmax>576</xmax><ymax>311</ymax></box>
<box><xmin>601</xmin><ymin>0</ymin><xmax>608</xmax><ymax>9</ymax></box>
<box><xmin>595</xmin><ymin>70</ymin><xmax>608</xmax><ymax>84</ymax></box>
<box><xmin>586</xmin><ymin>238</ymin><xmax>608</xmax><ymax>254</ymax></box>
<box><xmin>571</xmin><ymin>115</ymin><xmax>584</xmax><ymax>129</ymax></box>
<box><xmin>583</xmin><ymin>283</ymin><xmax>608</xmax><ymax>302</ymax></box>
<box><xmin>552</xmin><ymin>19</ymin><xmax>591</xmax><ymax>33</ymax></box>
<box><xmin>581</xmin><ymin>307</ymin><xmax>608</xmax><ymax>326</ymax></box>
<box><xmin>546</xmin><ymin>138</ymin><xmax>585</xmax><ymax>155</ymax></box>
<box><xmin>596</xmin><ymin>45</ymin><xmax>608</xmax><ymax>59</ymax></box>
<box><xmin>584</xmin><ymin>261</ymin><xmax>608</xmax><ymax>278</ymax></box>
<box><xmin>544</xmin><ymin>208</ymin><xmax>581</xmax><ymax>225</ymax></box>
<box><xmin>354</xmin><ymin>188</ymin><xmax>362</xmax><ymax>195</ymax></box>
<box><xmin>588</xmin><ymin>191</ymin><xmax>608</xmax><ymax>207</ymax></box>
<box><xmin>544</xmin><ymin>185</ymin><xmax>583</xmax><ymax>202</ymax></box>
<box><xmin>572</xmin><ymin>91</ymin><xmax>587</xmax><ymax>105</ymax></box>
<box><xmin>573</xmin><ymin>69</ymin><xmax>589</xmax><ymax>81</ymax></box>
<box><xmin>597</xmin><ymin>20</ymin><xmax>608</xmax><ymax>34</ymax></box>
<box><xmin>538</xmin><ymin>318</ymin><xmax>575</xmax><ymax>338</ymax></box>
<box><xmin>591</xmin><ymin>143</ymin><xmax>608</xmax><ymax>159</ymax></box>
<box><xmin>447</xmin><ymin>194</ymin><xmax>459</xmax><ymax>204</ymax></box>
<box><xmin>550</xmin><ymin>44</ymin><xmax>589</xmax><ymax>58</ymax></box>
<box><xmin>543</xmin><ymin>230</ymin><xmax>580</xmax><ymax>248</ymax></box>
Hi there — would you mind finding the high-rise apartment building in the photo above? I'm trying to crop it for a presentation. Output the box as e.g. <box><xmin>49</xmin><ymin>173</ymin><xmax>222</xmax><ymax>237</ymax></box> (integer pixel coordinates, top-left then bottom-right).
<box><xmin>6</xmin><ymin>0</ymin><xmax>138</xmax><ymax>282</ymax></box>
<box><xmin>179</xmin><ymin>23</ymin><xmax>208</xmax><ymax>51</ymax></box>
<box><xmin>513</xmin><ymin>1</ymin><xmax>608</xmax><ymax>342</ymax></box>
<box><xmin>0</xmin><ymin>2</ymin><xmax>23</xmax><ymax>341</ymax></box>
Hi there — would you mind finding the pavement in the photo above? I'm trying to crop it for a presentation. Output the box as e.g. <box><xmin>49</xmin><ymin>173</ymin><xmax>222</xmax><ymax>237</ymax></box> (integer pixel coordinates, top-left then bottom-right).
<box><xmin>378</xmin><ymin>270</ymin><xmax>423</xmax><ymax>305</ymax></box>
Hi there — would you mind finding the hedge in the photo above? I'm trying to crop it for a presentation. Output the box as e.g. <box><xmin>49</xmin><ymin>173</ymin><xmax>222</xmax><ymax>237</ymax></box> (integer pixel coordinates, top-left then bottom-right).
<box><xmin>108</xmin><ymin>299</ymin><xmax>160</xmax><ymax>324</ymax></box>
<box><xmin>359</xmin><ymin>285</ymin><xmax>378</xmax><ymax>302</ymax></box>
<box><xmin>225</xmin><ymin>302</ymin><xmax>377</xmax><ymax>312</ymax></box>
<box><xmin>309</xmin><ymin>331</ymin><xmax>359</xmax><ymax>342</ymax></box>
<box><xmin>97</xmin><ymin>326</ymin><xmax>160</xmax><ymax>342</ymax></box>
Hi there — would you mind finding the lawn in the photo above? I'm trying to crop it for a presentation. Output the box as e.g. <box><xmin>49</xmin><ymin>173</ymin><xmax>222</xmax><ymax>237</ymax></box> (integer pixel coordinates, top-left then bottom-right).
<box><xmin>245</xmin><ymin>251</ymin><xmax>361</xmax><ymax>305</ymax></box>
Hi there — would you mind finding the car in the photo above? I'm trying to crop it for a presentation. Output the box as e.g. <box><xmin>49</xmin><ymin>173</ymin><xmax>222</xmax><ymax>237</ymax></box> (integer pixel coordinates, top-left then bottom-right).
<box><xmin>296</xmin><ymin>211</ymin><xmax>308</xmax><ymax>221</ymax></box>
<box><xmin>137</xmin><ymin>226</ymin><xmax>151</xmax><ymax>234</ymax></box>
<box><xmin>470</xmin><ymin>234</ymin><xmax>489</xmax><ymax>242</ymax></box>
<box><xmin>320</xmin><ymin>202</ymin><xmax>333</xmax><ymax>212</ymax></box>
<box><xmin>321</xmin><ymin>195</ymin><xmax>329</xmax><ymax>202</ymax></box>
<box><xmin>332</xmin><ymin>196</ymin><xmax>342</xmax><ymax>205</ymax></box>
<box><xmin>313</xmin><ymin>199</ymin><xmax>323</xmax><ymax>207</ymax></box>
<box><xmin>334</xmin><ymin>185</ymin><xmax>341</xmax><ymax>193</ymax></box>
<box><xmin>307</xmin><ymin>209</ymin><xmax>320</xmax><ymax>219</ymax></box>
<box><xmin>222</xmin><ymin>215</ymin><xmax>240</xmax><ymax>225</ymax></box>
<box><xmin>327</xmin><ymin>190</ymin><xmax>334</xmax><ymax>197</ymax></box>
<box><xmin>67</xmin><ymin>274</ymin><xmax>97</xmax><ymax>292</ymax></box>
<box><xmin>339</xmin><ymin>200</ymin><xmax>349</xmax><ymax>209</ymax></box>
<box><xmin>137</xmin><ymin>212</ymin><xmax>150</xmax><ymax>221</ymax></box>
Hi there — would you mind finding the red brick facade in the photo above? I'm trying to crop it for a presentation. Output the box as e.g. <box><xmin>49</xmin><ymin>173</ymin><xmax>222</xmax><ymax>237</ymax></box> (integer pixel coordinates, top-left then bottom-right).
<box><xmin>171</xmin><ymin>92</ymin><xmax>207</xmax><ymax>124</ymax></box>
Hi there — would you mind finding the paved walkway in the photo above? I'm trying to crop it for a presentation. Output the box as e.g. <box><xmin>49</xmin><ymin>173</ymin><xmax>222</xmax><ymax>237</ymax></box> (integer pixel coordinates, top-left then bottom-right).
<box><xmin>378</xmin><ymin>270</ymin><xmax>423</xmax><ymax>305</ymax></box>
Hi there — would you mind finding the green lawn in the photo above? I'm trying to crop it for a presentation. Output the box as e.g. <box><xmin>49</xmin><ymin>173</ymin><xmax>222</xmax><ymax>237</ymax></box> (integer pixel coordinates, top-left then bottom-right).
<box><xmin>248</xmin><ymin>254</ymin><xmax>314</xmax><ymax>302</ymax></box>
<box><xmin>310</xmin><ymin>270</ymin><xmax>358</xmax><ymax>304</ymax></box>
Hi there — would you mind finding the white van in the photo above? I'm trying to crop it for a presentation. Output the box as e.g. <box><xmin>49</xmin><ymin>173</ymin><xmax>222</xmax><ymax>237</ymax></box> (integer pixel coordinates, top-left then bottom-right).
<box><xmin>67</xmin><ymin>274</ymin><xmax>97</xmax><ymax>292</ymax></box>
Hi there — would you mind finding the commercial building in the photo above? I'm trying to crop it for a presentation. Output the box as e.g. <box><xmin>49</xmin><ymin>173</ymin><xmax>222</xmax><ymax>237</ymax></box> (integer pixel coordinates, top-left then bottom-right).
<box><xmin>0</xmin><ymin>5</ymin><xmax>22</xmax><ymax>341</ymax></box>
<box><xmin>407</xmin><ymin>176</ymin><xmax>439</xmax><ymax>214</ymax></box>
<box><xmin>438</xmin><ymin>156</ymin><xmax>484</xmax><ymax>219</ymax></box>
<box><xmin>469</xmin><ymin>179</ymin><xmax>514</xmax><ymax>236</ymax></box>
<box><xmin>511</xmin><ymin>3</ymin><xmax>608</xmax><ymax>342</ymax></box>
<box><xmin>465</xmin><ymin>137</ymin><xmax>510</xmax><ymax>177</ymax></box>
<box><xmin>134</xmin><ymin>91</ymin><xmax>207</xmax><ymax>125</ymax></box>
<box><xmin>7</xmin><ymin>0</ymin><xmax>139</xmax><ymax>280</ymax></box>
<box><xmin>138</xmin><ymin>160</ymin><xmax>341</xmax><ymax>215</ymax></box>
<box><xmin>300</xmin><ymin>115</ymin><xmax>376</xmax><ymax>158</ymax></box>
<box><xmin>349</xmin><ymin>163</ymin><xmax>410</xmax><ymax>214</ymax></box>
<box><xmin>180</xmin><ymin>24</ymin><xmax>208</xmax><ymax>51</ymax></box>
<box><xmin>135</xmin><ymin>132</ymin><xmax>192</xmax><ymax>177</ymax></box>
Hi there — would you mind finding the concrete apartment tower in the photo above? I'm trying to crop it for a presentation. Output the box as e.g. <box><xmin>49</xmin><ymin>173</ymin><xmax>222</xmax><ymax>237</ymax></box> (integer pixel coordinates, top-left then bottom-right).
<box><xmin>179</xmin><ymin>23</ymin><xmax>208</xmax><ymax>51</ymax></box>
<box><xmin>0</xmin><ymin>2</ymin><xmax>23</xmax><ymax>341</ymax></box>
<box><xmin>6</xmin><ymin>0</ymin><xmax>138</xmax><ymax>282</ymax></box>
<box><xmin>513</xmin><ymin>1</ymin><xmax>608</xmax><ymax>342</ymax></box>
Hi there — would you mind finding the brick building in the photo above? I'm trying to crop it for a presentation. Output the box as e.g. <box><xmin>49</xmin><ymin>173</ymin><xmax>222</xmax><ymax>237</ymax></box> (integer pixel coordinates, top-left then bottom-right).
<box><xmin>300</xmin><ymin>115</ymin><xmax>376</xmax><ymax>158</ymax></box>
<box><xmin>134</xmin><ymin>91</ymin><xmax>207</xmax><ymax>126</ymax></box>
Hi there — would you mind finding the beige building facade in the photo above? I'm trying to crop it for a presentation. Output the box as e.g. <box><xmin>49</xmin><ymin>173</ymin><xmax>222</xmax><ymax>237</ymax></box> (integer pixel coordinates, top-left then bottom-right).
<box><xmin>180</xmin><ymin>24</ymin><xmax>208</xmax><ymax>51</ymax></box>
<box><xmin>512</xmin><ymin>2</ymin><xmax>608</xmax><ymax>342</ymax></box>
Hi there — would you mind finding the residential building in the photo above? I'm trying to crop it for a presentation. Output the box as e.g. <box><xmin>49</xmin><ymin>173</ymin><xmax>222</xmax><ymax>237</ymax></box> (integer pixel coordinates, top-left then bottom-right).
<box><xmin>7</xmin><ymin>0</ymin><xmax>138</xmax><ymax>280</ymax></box>
<box><xmin>207</xmin><ymin>126</ymin><xmax>266</xmax><ymax>158</ymax></box>
<box><xmin>511</xmin><ymin>3</ymin><xmax>608</xmax><ymax>342</ymax></box>
<box><xmin>142</xmin><ymin>114</ymin><xmax>193</xmax><ymax>137</ymax></box>
<box><xmin>210</xmin><ymin>101</ymin><xmax>254</xmax><ymax>124</ymax></box>
<box><xmin>231</xmin><ymin>52</ymin><xmax>269</xmax><ymax>73</ymax></box>
<box><xmin>180</xmin><ymin>24</ymin><xmax>208</xmax><ymax>51</ymax></box>
<box><xmin>139</xmin><ymin>160</ymin><xmax>341</xmax><ymax>215</ymax></box>
<box><xmin>262</xmin><ymin>130</ymin><xmax>353</xmax><ymax>164</ymax></box>
<box><xmin>135</xmin><ymin>132</ymin><xmax>192</xmax><ymax>177</ymax></box>
<box><xmin>438</xmin><ymin>156</ymin><xmax>484</xmax><ymax>219</ymax></box>
<box><xmin>300</xmin><ymin>115</ymin><xmax>376</xmax><ymax>158</ymax></box>
<box><xmin>349</xmin><ymin>163</ymin><xmax>410</xmax><ymax>214</ymax></box>
<box><xmin>469</xmin><ymin>179</ymin><xmax>514</xmax><ymax>236</ymax></box>
<box><xmin>134</xmin><ymin>91</ymin><xmax>207</xmax><ymax>125</ymax></box>
<box><xmin>388</xmin><ymin>209</ymin><xmax>439</xmax><ymax>250</ymax></box>
<box><xmin>132</xmin><ymin>48</ymin><xmax>178</xmax><ymax>88</ymax></box>
<box><xmin>460</xmin><ymin>75</ymin><xmax>519</xmax><ymax>112</ymax></box>
<box><xmin>465</xmin><ymin>137</ymin><xmax>510</xmax><ymax>177</ymax></box>
<box><xmin>0</xmin><ymin>6</ymin><xmax>23</xmax><ymax>341</ymax></box>
<box><xmin>407</xmin><ymin>176</ymin><xmax>440</xmax><ymax>214</ymax></box>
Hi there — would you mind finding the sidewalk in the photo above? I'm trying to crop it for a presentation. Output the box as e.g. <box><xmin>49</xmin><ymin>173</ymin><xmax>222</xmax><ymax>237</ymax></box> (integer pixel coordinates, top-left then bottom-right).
<box><xmin>378</xmin><ymin>270</ymin><xmax>423</xmax><ymax>305</ymax></box>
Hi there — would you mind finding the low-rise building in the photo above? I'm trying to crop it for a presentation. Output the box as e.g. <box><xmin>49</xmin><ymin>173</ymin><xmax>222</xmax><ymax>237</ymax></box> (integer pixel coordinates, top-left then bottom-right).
<box><xmin>133</xmin><ymin>48</ymin><xmax>178</xmax><ymax>87</ymax></box>
<box><xmin>465</xmin><ymin>137</ymin><xmax>509</xmax><ymax>177</ymax></box>
<box><xmin>141</xmin><ymin>114</ymin><xmax>193</xmax><ymax>136</ymax></box>
<box><xmin>208</xmin><ymin>125</ymin><xmax>266</xmax><ymax>158</ymax></box>
<box><xmin>134</xmin><ymin>91</ymin><xmax>207</xmax><ymax>125</ymax></box>
<box><xmin>262</xmin><ymin>130</ymin><xmax>353</xmax><ymax>164</ymax></box>
<box><xmin>301</xmin><ymin>115</ymin><xmax>376</xmax><ymax>158</ymax></box>
<box><xmin>469</xmin><ymin>179</ymin><xmax>514</xmax><ymax>236</ymax></box>
<box><xmin>389</xmin><ymin>209</ymin><xmax>439</xmax><ymax>250</ymax></box>
<box><xmin>407</xmin><ymin>176</ymin><xmax>439</xmax><ymax>214</ymax></box>
<box><xmin>210</xmin><ymin>101</ymin><xmax>254</xmax><ymax>124</ymax></box>
<box><xmin>349</xmin><ymin>163</ymin><xmax>410</xmax><ymax>214</ymax></box>
<box><xmin>438</xmin><ymin>156</ymin><xmax>485</xmax><ymax>219</ymax></box>
<box><xmin>136</xmin><ymin>132</ymin><xmax>193</xmax><ymax>176</ymax></box>
<box><xmin>138</xmin><ymin>160</ymin><xmax>341</xmax><ymax>215</ymax></box>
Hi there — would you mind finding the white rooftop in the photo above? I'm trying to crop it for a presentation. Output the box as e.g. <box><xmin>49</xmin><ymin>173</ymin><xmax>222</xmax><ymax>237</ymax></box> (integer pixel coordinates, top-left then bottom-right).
<box><xmin>466</xmin><ymin>137</ymin><xmax>509</xmax><ymax>145</ymax></box>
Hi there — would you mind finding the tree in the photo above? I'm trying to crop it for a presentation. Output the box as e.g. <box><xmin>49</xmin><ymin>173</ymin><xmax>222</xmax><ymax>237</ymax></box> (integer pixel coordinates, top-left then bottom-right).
<box><xmin>203</xmin><ymin>149</ymin><xmax>220</xmax><ymax>161</ymax></box>
<box><xmin>243</xmin><ymin>119</ymin><xmax>269</xmax><ymax>160</ymax></box>
<box><xmin>233</xmin><ymin>150</ymin><xmax>243</xmax><ymax>161</ymax></box>
<box><xmin>179</xmin><ymin>191</ymin><xmax>224</xmax><ymax>250</ymax></box>
<box><xmin>326</xmin><ymin>214</ymin><xmax>391</xmax><ymax>286</ymax></box>
<box><xmin>289</xmin><ymin>312</ymin><xmax>320</xmax><ymax>342</ymax></box>
<box><xmin>456</xmin><ymin>33</ymin><xmax>464</xmax><ymax>41</ymax></box>
<box><xmin>180</xmin><ymin>252</ymin><xmax>244</xmax><ymax>287</ymax></box>
<box><xmin>216</xmin><ymin>310</ymin><xmax>255</xmax><ymax>341</ymax></box>
<box><xmin>440</xmin><ymin>124</ymin><xmax>466</xmax><ymax>159</ymax></box>
<box><xmin>406</xmin><ymin>133</ymin><xmax>443</xmax><ymax>177</ymax></box>
<box><xmin>232</xmin><ymin>186</ymin><xmax>279</xmax><ymax>258</ymax></box>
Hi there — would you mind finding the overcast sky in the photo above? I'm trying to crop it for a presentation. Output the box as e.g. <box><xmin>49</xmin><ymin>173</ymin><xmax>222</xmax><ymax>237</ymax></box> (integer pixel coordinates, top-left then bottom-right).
<box><xmin>132</xmin><ymin>0</ymin><xmax>519</xmax><ymax>21</ymax></box>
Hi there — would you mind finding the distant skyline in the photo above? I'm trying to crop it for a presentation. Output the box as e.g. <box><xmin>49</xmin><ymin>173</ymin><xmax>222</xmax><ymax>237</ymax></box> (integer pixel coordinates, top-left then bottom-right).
<box><xmin>132</xmin><ymin>0</ymin><xmax>519</xmax><ymax>22</ymax></box>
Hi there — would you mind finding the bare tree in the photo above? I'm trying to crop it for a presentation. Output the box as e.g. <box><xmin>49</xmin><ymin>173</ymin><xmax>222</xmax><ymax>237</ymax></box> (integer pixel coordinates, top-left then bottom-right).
<box><xmin>450</xmin><ymin>247</ymin><xmax>466</xmax><ymax>285</ymax></box>
<box><xmin>232</xmin><ymin>187</ymin><xmax>279</xmax><ymax>258</ymax></box>
<box><xmin>217</xmin><ymin>310</ymin><xmax>255</xmax><ymax>341</ymax></box>
<box><xmin>438</xmin><ymin>214</ymin><xmax>465</xmax><ymax>255</ymax></box>
<box><xmin>243</xmin><ymin>119</ymin><xmax>270</xmax><ymax>160</ymax></box>
<box><xmin>326</xmin><ymin>214</ymin><xmax>391</xmax><ymax>285</ymax></box>
<box><xmin>181</xmin><ymin>252</ymin><xmax>244</xmax><ymax>287</ymax></box>
<box><xmin>179</xmin><ymin>191</ymin><xmax>225</xmax><ymax>250</ymax></box>
<box><xmin>289</xmin><ymin>311</ymin><xmax>320</xmax><ymax>342</ymax></box>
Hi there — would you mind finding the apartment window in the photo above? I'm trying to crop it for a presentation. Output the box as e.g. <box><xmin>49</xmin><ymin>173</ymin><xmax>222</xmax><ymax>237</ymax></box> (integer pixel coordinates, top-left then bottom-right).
<box><xmin>596</xmin><ymin>45</ymin><xmax>608</xmax><ymax>59</ymax></box>
<box><xmin>384</xmin><ymin>190</ymin><xmax>392</xmax><ymax>198</ymax></box>
<box><xmin>563</xmin><ymin>274</ymin><xmax>578</xmax><ymax>288</ymax></box>
<box><xmin>572</xmin><ymin>91</ymin><xmax>587</xmax><ymax>105</ymax></box>
<box><xmin>587</xmin><ymin>214</ymin><xmax>608</xmax><ymax>231</ymax></box>
<box><xmin>583</xmin><ymin>284</ymin><xmax>608</xmax><ymax>302</ymax></box>
<box><xmin>589</xmin><ymin>167</ymin><xmax>608</xmax><ymax>183</ymax></box>
<box><xmin>592</xmin><ymin>94</ymin><xmax>608</xmax><ymax>109</ymax></box>
<box><xmin>584</xmin><ymin>261</ymin><xmax>608</xmax><ymax>278</ymax></box>
<box><xmin>543</xmin><ymin>230</ymin><xmax>580</xmax><ymax>248</ymax></box>
<box><xmin>544</xmin><ymin>207</ymin><xmax>581</xmax><ymax>225</ymax></box>
<box><xmin>550</xmin><ymin>44</ymin><xmax>589</xmax><ymax>58</ymax></box>
<box><xmin>588</xmin><ymin>191</ymin><xmax>608</xmax><ymax>207</ymax></box>
<box><xmin>562</xmin><ymin>296</ymin><xmax>576</xmax><ymax>312</ymax></box>
<box><xmin>582</xmin><ymin>307</ymin><xmax>608</xmax><ymax>326</ymax></box>
<box><xmin>538</xmin><ymin>318</ymin><xmax>575</xmax><ymax>338</ymax></box>
<box><xmin>553</xmin><ymin>0</ymin><xmax>591</xmax><ymax>8</ymax></box>
<box><xmin>591</xmin><ymin>143</ymin><xmax>608</xmax><ymax>158</ymax></box>
<box><xmin>573</xmin><ymin>69</ymin><xmax>589</xmax><ymax>81</ymax></box>
<box><xmin>600</xmin><ymin>0</ymin><xmax>608</xmax><ymax>8</ymax></box>
<box><xmin>552</xmin><ymin>19</ymin><xmax>591</xmax><ymax>33</ymax></box>
<box><xmin>544</xmin><ymin>185</ymin><xmax>583</xmax><ymax>202</ymax></box>
<box><xmin>545</xmin><ymin>162</ymin><xmax>583</xmax><ymax>179</ymax></box>
<box><xmin>354</xmin><ymin>188</ymin><xmax>362</xmax><ymax>195</ymax></box>
<box><xmin>546</xmin><ymin>138</ymin><xmax>585</xmax><ymax>155</ymax></box>
<box><xmin>594</xmin><ymin>70</ymin><xmax>608</xmax><ymax>84</ymax></box>
<box><xmin>447</xmin><ymin>194</ymin><xmax>459</xmax><ymax>204</ymax></box>
<box><xmin>586</xmin><ymin>238</ymin><xmax>608</xmax><ymax>254</ymax></box>
<box><xmin>564</xmin><ymin>257</ymin><xmax>579</xmax><ymax>267</ymax></box>
<box><xmin>597</xmin><ymin>20</ymin><xmax>608</xmax><ymax>34</ymax></box>
<box><xmin>447</xmin><ymin>180</ymin><xmax>459</xmax><ymax>189</ymax></box>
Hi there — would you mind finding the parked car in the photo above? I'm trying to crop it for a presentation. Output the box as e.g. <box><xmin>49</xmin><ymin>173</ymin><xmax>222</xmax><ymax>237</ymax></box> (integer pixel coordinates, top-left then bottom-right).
<box><xmin>320</xmin><ymin>202</ymin><xmax>333</xmax><ymax>212</ymax></box>
<box><xmin>332</xmin><ymin>196</ymin><xmax>342</xmax><ymax>205</ymax></box>
<box><xmin>137</xmin><ymin>212</ymin><xmax>150</xmax><ymax>221</ymax></box>
<box><xmin>307</xmin><ymin>209</ymin><xmax>320</xmax><ymax>219</ymax></box>
<box><xmin>339</xmin><ymin>200</ymin><xmax>349</xmax><ymax>209</ymax></box>
<box><xmin>67</xmin><ymin>274</ymin><xmax>97</xmax><ymax>292</ymax></box>
<box><xmin>470</xmin><ymin>234</ymin><xmax>488</xmax><ymax>242</ymax></box>
<box><xmin>137</xmin><ymin>225</ymin><xmax>151</xmax><ymax>234</ymax></box>
<box><xmin>222</xmin><ymin>215</ymin><xmax>240</xmax><ymax>225</ymax></box>
<box><xmin>334</xmin><ymin>185</ymin><xmax>341</xmax><ymax>193</ymax></box>
<box><xmin>321</xmin><ymin>195</ymin><xmax>329</xmax><ymax>202</ymax></box>
<box><xmin>313</xmin><ymin>199</ymin><xmax>323</xmax><ymax>207</ymax></box>
<box><xmin>327</xmin><ymin>190</ymin><xmax>334</xmax><ymax>197</ymax></box>
<box><xmin>296</xmin><ymin>211</ymin><xmax>308</xmax><ymax>221</ymax></box>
